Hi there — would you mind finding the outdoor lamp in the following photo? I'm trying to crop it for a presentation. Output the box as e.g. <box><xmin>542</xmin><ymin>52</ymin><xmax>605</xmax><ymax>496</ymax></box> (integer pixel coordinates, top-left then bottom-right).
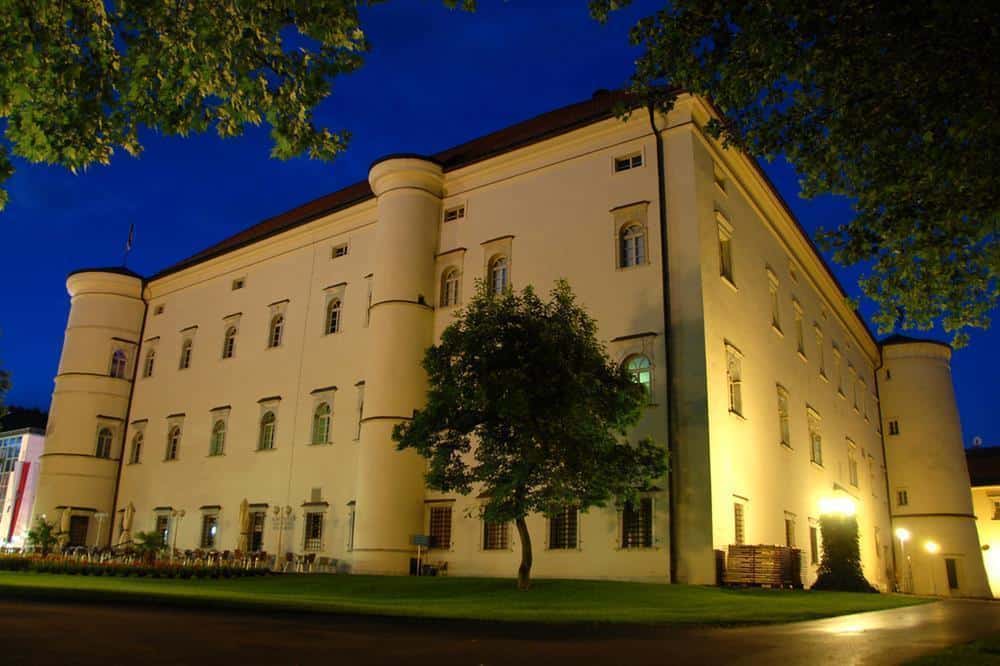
<box><xmin>894</xmin><ymin>527</ymin><xmax>911</xmax><ymax>542</ymax></box>
<box><xmin>924</xmin><ymin>540</ymin><xmax>940</xmax><ymax>554</ymax></box>
<box><xmin>818</xmin><ymin>497</ymin><xmax>857</xmax><ymax>516</ymax></box>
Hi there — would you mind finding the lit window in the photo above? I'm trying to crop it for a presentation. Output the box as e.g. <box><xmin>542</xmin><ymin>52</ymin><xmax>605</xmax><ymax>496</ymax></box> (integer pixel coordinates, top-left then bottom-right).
<box><xmin>549</xmin><ymin>506</ymin><xmax>578</xmax><ymax>550</ymax></box>
<box><xmin>614</xmin><ymin>153</ymin><xmax>643</xmax><ymax>172</ymax></box>
<box><xmin>304</xmin><ymin>513</ymin><xmax>324</xmax><ymax>552</ymax></box>
<box><xmin>143</xmin><ymin>348</ymin><xmax>156</xmax><ymax>378</ymax></box>
<box><xmin>129</xmin><ymin>432</ymin><xmax>143</xmax><ymax>464</ymax></box>
<box><xmin>209</xmin><ymin>420</ymin><xmax>226</xmax><ymax>456</ymax></box>
<box><xmin>733</xmin><ymin>502</ymin><xmax>745</xmax><ymax>545</ymax></box>
<box><xmin>808</xmin><ymin>409</ymin><xmax>822</xmax><ymax>466</ymax></box>
<box><xmin>443</xmin><ymin>205</ymin><xmax>466</xmax><ymax>222</ymax></box>
<box><xmin>488</xmin><ymin>256</ymin><xmax>509</xmax><ymax>295</ymax></box>
<box><xmin>200</xmin><ymin>514</ymin><xmax>218</xmax><ymax>549</ymax></box>
<box><xmin>312</xmin><ymin>403</ymin><xmax>331</xmax><ymax>445</ymax></box>
<box><xmin>726</xmin><ymin>344</ymin><xmax>743</xmax><ymax>416</ymax></box>
<box><xmin>222</xmin><ymin>326</ymin><xmax>237</xmax><ymax>359</ymax></box>
<box><xmin>776</xmin><ymin>385</ymin><xmax>790</xmax><ymax>447</ymax></box>
<box><xmin>625</xmin><ymin>354</ymin><xmax>653</xmax><ymax>403</ymax></box>
<box><xmin>325</xmin><ymin>299</ymin><xmax>342</xmax><ymax>335</ymax></box>
<box><xmin>268</xmin><ymin>315</ymin><xmax>284</xmax><ymax>348</ymax></box>
<box><xmin>619</xmin><ymin>224</ymin><xmax>646</xmax><ymax>268</ymax></box>
<box><xmin>483</xmin><ymin>520</ymin><xmax>509</xmax><ymax>550</ymax></box>
<box><xmin>440</xmin><ymin>268</ymin><xmax>460</xmax><ymax>307</ymax></box>
<box><xmin>848</xmin><ymin>441</ymin><xmax>859</xmax><ymax>487</ymax></box>
<box><xmin>179</xmin><ymin>339</ymin><xmax>193</xmax><ymax>370</ymax></box>
<box><xmin>428</xmin><ymin>505</ymin><xmax>452</xmax><ymax>549</ymax></box>
<box><xmin>95</xmin><ymin>428</ymin><xmax>113</xmax><ymax>459</ymax></box>
<box><xmin>109</xmin><ymin>349</ymin><xmax>128</xmax><ymax>378</ymax></box>
<box><xmin>258</xmin><ymin>412</ymin><xmax>276</xmax><ymax>451</ymax></box>
<box><xmin>165</xmin><ymin>426</ymin><xmax>181</xmax><ymax>461</ymax></box>
<box><xmin>622</xmin><ymin>497</ymin><xmax>653</xmax><ymax>549</ymax></box>
<box><xmin>155</xmin><ymin>515</ymin><xmax>169</xmax><ymax>546</ymax></box>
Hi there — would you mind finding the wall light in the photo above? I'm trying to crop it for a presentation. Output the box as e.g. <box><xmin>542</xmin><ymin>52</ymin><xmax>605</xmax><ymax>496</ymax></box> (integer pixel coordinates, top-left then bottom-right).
<box><xmin>895</xmin><ymin>527</ymin><xmax>911</xmax><ymax>542</ymax></box>
<box><xmin>819</xmin><ymin>497</ymin><xmax>857</xmax><ymax>516</ymax></box>
<box><xmin>924</xmin><ymin>540</ymin><xmax>940</xmax><ymax>554</ymax></box>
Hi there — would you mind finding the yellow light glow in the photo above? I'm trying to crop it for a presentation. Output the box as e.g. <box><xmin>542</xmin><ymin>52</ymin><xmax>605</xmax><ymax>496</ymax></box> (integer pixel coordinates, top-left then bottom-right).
<box><xmin>895</xmin><ymin>527</ymin><xmax>911</xmax><ymax>542</ymax></box>
<box><xmin>819</xmin><ymin>497</ymin><xmax>857</xmax><ymax>516</ymax></box>
<box><xmin>924</xmin><ymin>541</ymin><xmax>940</xmax><ymax>554</ymax></box>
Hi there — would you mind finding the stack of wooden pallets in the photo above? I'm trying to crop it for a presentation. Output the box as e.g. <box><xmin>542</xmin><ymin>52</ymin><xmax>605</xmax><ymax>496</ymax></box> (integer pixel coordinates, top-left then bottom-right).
<box><xmin>721</xmin><ymin>544</ymin><xmax>803</xmax><ymax>588</ymax></box>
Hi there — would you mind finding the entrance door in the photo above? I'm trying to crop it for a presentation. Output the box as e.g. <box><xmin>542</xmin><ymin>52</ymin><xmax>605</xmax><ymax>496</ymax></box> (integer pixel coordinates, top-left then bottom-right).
<box><xmin>945</xmin><ymin>558</ymin><xmax>960</xmax><ymax>591</ymax></box>
<box><xmin>68</xmin><ymin>515</ymin><xmax>89</xmax><ymax>547</ymax></box>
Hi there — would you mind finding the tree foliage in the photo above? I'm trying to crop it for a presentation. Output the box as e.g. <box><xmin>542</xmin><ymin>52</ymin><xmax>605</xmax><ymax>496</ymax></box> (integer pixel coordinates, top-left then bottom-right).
<box><xmin>26</xmin><ymin>517</ymin><xmax>58</xmax><ymax>556</ymax></box>
<box><xmin>393</xmin><ymin>280</ymin><xmax>667</xmax><ymax>589</ymax></box>
<box><xmin>592</xmin><ymin>0</ymin><xmax>999</xmax><ymax>345</ymax></box>
<box><xmin>811</xmin><ymin>514</ymin><xmax>877</xmax><ymax>593</ymax></box>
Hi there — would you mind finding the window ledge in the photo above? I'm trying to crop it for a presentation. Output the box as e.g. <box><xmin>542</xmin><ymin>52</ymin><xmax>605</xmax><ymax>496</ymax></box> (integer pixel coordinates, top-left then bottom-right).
<box><xmin>309</xmin><ymin>442</ymin><xmax>333</xmax><ymax>447</ymax></box>
<box><xmin>207</xmin><ymin>453</ymin><xmax>225</xmax><ymax>458</ymax></box>
<box><xmin>255</xmin><ymin>448</ymin><xmax>278</xmax><ymax>453</ymax></box>
<box><xmin>616</xmin><ymin>262</ymin><xmax>651</xmax><ymax>273</ymax></box>
<box><xmin>616</xmin><ymin>546</ymin><xmax>661</xmax><ymax>552</ymax></box>
<box><xmin>780</xmin><ymin>442</ymin><xmax>793</xmax><ymax>451</ymax></box>
<box><xmin>729</xmin><ymin>409</ymin><xmax>746</xmax><ymax>420</ymax></box>
<box><xmin>838</xmin><ymin>390</ymin><xmax>846</xmax><ymax>399</ymax></box>
<box><xmin>810</xmin><ymin>461</ymin><xmax>824</xmax><ymax>470</ymax></box>
<box><xmin>797</xmin><ymin>352</ymin><xmax>808</xmax><ymax>363</ymax></box>
<box><xmin>771</xmin><ymin>325</ymin><xmax>784</xmax><ymax>338</ymax></box>
<box><xmin>720</xmin><ymin>276</ymin><xmax>738</xmax><ymax>293</ymax></box>
<box><xmin>163</xmin><ymin>458</ymin><xmax>178</xmax><ymax>463</ymax></box>
<box><xmin>819</xmin><ymin>372</ymin><xmax>829</xmax><ymax>383</ymax></box>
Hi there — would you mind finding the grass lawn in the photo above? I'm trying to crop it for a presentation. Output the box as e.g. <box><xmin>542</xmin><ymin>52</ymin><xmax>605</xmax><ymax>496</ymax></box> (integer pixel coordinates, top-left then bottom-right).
<box><xmin>909</xmin><ymin>634</ymin><xmax>1000</xmax><ymax>665</ymax></box>
<box><xmin>0</xmin><ymin>571</ymin><xmax>929</xmax><ymax>625</ymax></box>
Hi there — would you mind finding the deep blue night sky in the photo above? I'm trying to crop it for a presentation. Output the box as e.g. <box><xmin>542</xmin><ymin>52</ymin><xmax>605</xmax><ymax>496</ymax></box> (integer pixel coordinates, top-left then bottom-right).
<box><xmin>1</xmin><ymin>0</ymin><xmax>995</xmax><ymax>445</ymax></box>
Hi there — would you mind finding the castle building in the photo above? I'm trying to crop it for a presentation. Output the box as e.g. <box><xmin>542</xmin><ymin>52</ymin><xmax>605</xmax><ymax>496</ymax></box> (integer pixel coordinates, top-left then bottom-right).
<box><xmin>967</xmin><ymin>447</ymin><xmax>1000</xmax><ymax>595</ymax></box>
<box><xmin>31</xmin><ymin>91</ymin><xmax>992</xmax><ymax>596</ymax></box>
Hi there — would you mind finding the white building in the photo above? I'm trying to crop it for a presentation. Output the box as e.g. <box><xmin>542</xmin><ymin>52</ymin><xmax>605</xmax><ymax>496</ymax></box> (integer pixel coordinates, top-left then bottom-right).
<box><xmin>0</xmin><ymin>427</ymin><xmax>44</xmax><ymax>548</ymax></box>
<box><xmin>31</xmin><ymin>91</ymin><xmax>992</xmax><ymax>596</ymax></box>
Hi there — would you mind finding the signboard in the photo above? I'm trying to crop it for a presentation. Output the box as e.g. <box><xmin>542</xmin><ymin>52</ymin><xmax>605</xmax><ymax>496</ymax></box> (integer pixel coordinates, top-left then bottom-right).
<box><xmin>412</xmin><ymin>534</ymin><xmax>430</xmax><ymax>547</ymax></box>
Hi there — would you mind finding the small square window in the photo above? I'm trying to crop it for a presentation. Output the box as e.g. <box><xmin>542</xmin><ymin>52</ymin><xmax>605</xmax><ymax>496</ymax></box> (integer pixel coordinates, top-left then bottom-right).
<box><xmin>614</xmin><ymin>153</ymin><xmax>643</xmax><ymax>173</ymax></box>
<box><xmin>153</xmin><ymin>304</ymin><xmax>165</xmax><ymax>316</ymax></box>
<box><xmin>888</xmin><ymin>420</ymin><xmax>900</xmax><ymax>436</ymax></box>
<box><xmin>332</xmin><ymin>244</ymin><xmax>349</xmax><ymax>259</ymax></box>
<box><xmin>443</xmin><ymin>205</ymin><xmax>466</xmax><ymax>222</ymax></box>
<box><xmin>232</xmin><ymin>278</ymin><xmax>246</xmax><ymax>291</ymax></box>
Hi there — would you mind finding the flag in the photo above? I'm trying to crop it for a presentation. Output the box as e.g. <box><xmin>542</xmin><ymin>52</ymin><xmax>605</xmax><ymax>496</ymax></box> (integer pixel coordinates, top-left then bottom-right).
<box><xmin>125</xmin><ymin>223</ymin><xmax>135</xmax><ymax>252</ymax></box>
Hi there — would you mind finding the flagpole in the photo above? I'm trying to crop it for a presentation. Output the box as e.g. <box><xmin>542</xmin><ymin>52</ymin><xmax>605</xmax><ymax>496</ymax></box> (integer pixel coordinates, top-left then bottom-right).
<box><xmin>123</xmin><ymin>223</ymin><xmax>135</xmax><ymax>268</ymax></box>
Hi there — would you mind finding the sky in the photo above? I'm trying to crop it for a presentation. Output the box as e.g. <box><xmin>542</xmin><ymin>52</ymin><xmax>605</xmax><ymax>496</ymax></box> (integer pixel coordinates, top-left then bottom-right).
<box><xmin>1</xmin><ymin>0</ymin><xmax>996</xmax><ymax>446</ymax></box>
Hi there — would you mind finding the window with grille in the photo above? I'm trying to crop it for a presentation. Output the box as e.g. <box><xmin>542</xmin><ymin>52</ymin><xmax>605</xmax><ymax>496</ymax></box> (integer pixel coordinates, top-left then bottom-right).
<box><xmin>268</xmin><ymin>315</ymin><xmax>284</xmax><ymax>348</ymax></box>
<box><xmin>621</xmin><ymin>498</ymin><xmax>653</xmax><ymax>549</ymax></box>
<box><xmin>222</xmin><ymin>326</ymin><xmax>237</xmax><ymax>359</ymax></box>
<box><xmin>304</xmin><ymin>512</ymin><xmax>324</xmax><ymax>552</ymax></box>
<box><xmin>129</xmin><ymin>433</ymin><xmax>143</xmax><ymax>464</ymax></box>
<box><xmin>549</xmin><ymin>506</ymin><xmax>578</xmax><ymax>550</ymax></box>
<box><xmin>897</xmin><ymin>489</ymin><xmax>909</xmax><ymax>507</ymax></box>
<box><xmin>209</xmin><ymin>420</ymin><xmax>226</xmax><ymax>456</ymax></box>
<box><xmin>200</xmin><ymin>514</ymin><xmax>218</xmax><ymax>549</ymax></box>
<box><xmin>614</xmin><ymin>153</ymin><xmax>643</xmax><ymax>172</ymax></box>
<box><xmin>733</xmin><ymin>503</ymin><xmax>745</xmax><ymax>545</ymax></box>
<box><xmin>95</xmin><ymin>428</ymin><xmax>113</xmax><ymax>459</ymax></box>
<box><xmin>179</xmin><ymin>339</ymin><xmax>193</xmax><ymax>370</ymax></box>
<box><xmin>312</xmin><ymin>403</ymin><xmax>331</xmax><ymax>445</ymax></box>
<box><xmin>776</xmin><ymin>385</ymin><xmax>790</xmax><ymax>447</ymax></box>
<box><xmin>809</xmin><ymin>526</ymin><xmax>819</xmax><ymax>564</ymax></box>
<box><xmin>250</xmin><ymin>511</ymin><xmax>266</xmax><ymax>551</ymax></box>
<box><xmin>625</xmin><ymin>355</ymin><xmax>653</xmax><ymax>403</ymax></box>
<box><xmin>325</xmin><ymin>299</ymin><xmax>342</xmax><ymax>335</ymax></box>
<box><xmin>808</xmin><ymin>411</ymin><xmax>823</xmax><ymax>466</ymax></box>
<box><xmin>726</xmin><ymin>345</ymin><xmax>743</xmax><ymax>416</ymax></box>
<box><xmin>155</xmin><ymin>515</ymin><xmax>169</xmax><ymax>547</ymax></box>
<box><xmin>428</xmin><ymin>505</ymin><xmax>452</xmax><ymax>549</ymax></box>
<box><xmin>483</xmin><ymin>521</ymin><xmax>509</xmax><ymax>550</ymax></box>
<box><xmin>109</xmin><ymin>349</ymin><xmax>127</xmax><ymax>378</ymax></box>
<box><xmin>258</xmin><ymin>412</ymin><xmax>276</xmax><ymax>450</ymax></box>
<box><xmin>619</xmin><ymin>224</ymin><xmax>646</xmax><ymax>268</ymax></box>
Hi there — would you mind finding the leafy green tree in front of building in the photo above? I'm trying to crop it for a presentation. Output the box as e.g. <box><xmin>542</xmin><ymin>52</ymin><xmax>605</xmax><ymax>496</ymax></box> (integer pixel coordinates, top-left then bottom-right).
<box><xmin>812</xmin><ymin>513</ymin><xmax>877</xmax><ymax>593</ymax></box>
<box><xmin>394</xmin><ymin>280</ymin><xmax>667</xmax><ymax>590</ymax></box>
<box><xmin>26</xmin><ymin>517</ymin><xmax>58</xmax><ymax>556</ymax></box>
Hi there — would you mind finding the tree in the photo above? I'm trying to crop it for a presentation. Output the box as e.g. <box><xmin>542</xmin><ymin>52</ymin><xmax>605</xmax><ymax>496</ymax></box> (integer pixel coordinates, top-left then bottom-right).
<box><xmin>811</xmin><ymin>513</ymin><xmax>877</xmax><ymax>593</ymax></box>
<box><xmin>26</xmin><ymin>517</ymin><xmax>58</xmax><ymax>556</ymax></box>
<box><xmin>591</xmin><ymin>1</ymin><xmax>999</xmax><ymax>346</ymax></box>
<box><xmin>393</xmin><ymin>280</ymin><xmax>667</xmax><ymax>590</ymax></box>
<box><xmin>132</xmin><ymin>530</ymin><xmax>166</xmax><ymax>562</ymax></box>
<box><xmin>0</xmin><ymin>1</ymin><xmax>469</xmax><ymax>209</ymax></box>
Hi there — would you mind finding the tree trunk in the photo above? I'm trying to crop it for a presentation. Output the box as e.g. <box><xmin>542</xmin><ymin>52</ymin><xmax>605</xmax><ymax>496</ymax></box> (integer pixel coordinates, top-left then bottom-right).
<box><xmin>515</xmin><ymin>516</ymin><xmax>532</xmax><ymax>591</ymax></box>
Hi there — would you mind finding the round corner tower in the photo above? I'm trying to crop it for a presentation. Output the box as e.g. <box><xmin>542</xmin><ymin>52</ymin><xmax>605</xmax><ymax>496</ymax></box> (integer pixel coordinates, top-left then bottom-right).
<box><xmin>352</xmin><ymin>156</ymin><xmax>443</xmax><ymax>574</ymax></box>
<box><xmin>32</xmin><ymin>268</ymin><xmax>145</xmax><ymax>547</ymax></box>
<box><xmin>879</xmin><ymin>336</ymin><xmax>991</xmax><ymax>597</ymax></box>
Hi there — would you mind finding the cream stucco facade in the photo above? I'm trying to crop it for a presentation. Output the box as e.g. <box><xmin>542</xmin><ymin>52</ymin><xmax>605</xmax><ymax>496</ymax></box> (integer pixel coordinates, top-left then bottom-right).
<box><xmin>31</xmin><ymin>92</ymin><xmax>989</xmax><ymax>595</ymax></box>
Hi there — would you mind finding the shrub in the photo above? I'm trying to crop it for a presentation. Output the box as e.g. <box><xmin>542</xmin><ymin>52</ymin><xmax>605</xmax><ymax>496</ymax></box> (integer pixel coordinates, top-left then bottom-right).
<box><xmin>811</xmin><ymin>514</ymin><xmax>878</xmax><ymax>593</ymax></box>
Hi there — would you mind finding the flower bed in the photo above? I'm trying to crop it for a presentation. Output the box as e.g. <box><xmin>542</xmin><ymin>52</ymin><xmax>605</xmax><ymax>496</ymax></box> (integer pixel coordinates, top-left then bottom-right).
<box><xmin>0</xmin><ymin>554</ymin><xmax>271</xmax><ymax>579</ymax></box>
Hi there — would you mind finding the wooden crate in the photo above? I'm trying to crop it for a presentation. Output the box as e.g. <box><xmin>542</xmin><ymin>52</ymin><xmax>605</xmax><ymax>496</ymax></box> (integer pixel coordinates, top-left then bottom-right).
<box><xmin>722</xmin><ymin>544</ymin><xmax>802</xmax><ymax>588</ymax></box>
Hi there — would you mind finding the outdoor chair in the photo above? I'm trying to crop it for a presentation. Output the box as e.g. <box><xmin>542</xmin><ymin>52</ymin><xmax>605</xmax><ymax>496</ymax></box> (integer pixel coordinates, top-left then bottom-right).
<box><xmin>283</xmin><ymin>552</ymin><xmax>294</xmax><ymax>573</ymax></box>
<box><xmin>316</xmin><ymin>556</ymin><xmax>331</xmax><ymax>573</ymax></box>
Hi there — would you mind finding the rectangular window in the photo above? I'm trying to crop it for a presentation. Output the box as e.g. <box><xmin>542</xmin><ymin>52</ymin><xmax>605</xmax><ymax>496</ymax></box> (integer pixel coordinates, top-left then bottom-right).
<box><xmin>483</xmin><ymin>520</ymin><xmax>509</xmax><ymax>551</ymax></box>
<box><xmin>808</xmin><ymin>408</ymin><xmax>823</xmax><ymax>466</ymax></box>
<box><xmin>850</xmin><ymin>366</ymin><xmax>859</xmax><ymax>411</ymax></box>
<box><xmin>848</xmin><ymin>440</ymin><xmax>859</xmax><ymax>487</ymax></box>
<box><xmin>153</xmin><ymin>304</ymin><xmax>165</xmax><ymax>315</ymax></box>
<box><xmin>304</xmin><ymin>513</ymin><xmax>324</xmax><ymax>552</ymax></box>
<box><xmin>733</xmin><ymin>502</ymin><xmax>745</xmax><ymax>545</ymax></box>
<box><xmin>250</xmin><ymin>511</ymin><xmax>266</xmax><ymax>552</ymax></box>
<box><xmin>200</xmin><ymin>514</ymin><xmax>218</xmax><ymax>549</ymax></box>
<box><xmin>355</xmin><ymin>383</ymin><xmax>365</xmax><ymax>441</ymax></box>
<box><xmin>726</xmin><ymin>344</ymin><xmax>743</xmax><ymax>416</ymax></box>
<box><xmin>815</xmin><ymin>327</ymin><xmax>826</xmax><ymax>378</ymax></box>
<box><xmin>793</xmin><ymin>301</ymin><xmax>805</xmax><ymax>357</ymax></box>
<box><xmin>331</xmin><ymin>243</ymin><xmax>349</xmax><ymax>259</ymax></box>
<box><xmin>945</xmin><ymin>558</ymin><xmax>960</xmax><ymax>590</ymax></box>
<box><xmin>155</xmin><ymin>515</ymin><xmax>169</xmax><ymax>547</ymax></box>
<box><xmin>809</xmin><ymin>525</ymin><xmax>819</xmax><ymax>565</ymax></box>
<box><xmin>614</xmin><ymin>153</ymin><xmax>643</xmax><ymax>172</ymax></box>
<box><xmin>718</xmin><ymin>217</ymin><xmax>735</xmax><ymax>284</ymax></box>
<box><xmin>621</xmin><ymin>497</ymin><xmax>653</xmax><ymax>549</ymax></box>
<box><xmin>993</xmin><ymin>500</ymin><xmax>1000</xmax><ymax>520</ymax></box>
<box><xmin>834</xmin><ymin>347</ymin><xmax>844</xmax><ymax>396</ymax></box>
<box><xmin>784</xmin><ymin>516</ymin><xmax>796</xmax><ymax>548</ymax></box>
<box><xmin>443</xmin><ymin>205</ymin><xmax>466</xmax><ymax>222</ymax></box>
<box><xmin>428</xmin><ymin>505</ymin><xmax>452</xmax><ymax>550</ymax></box>
<box><xmin>897</xmin><ymin>489</ymin><xmax>909</xmax><ymax>506</ymax></box>
<box><xmin>768</xmin><ymin>270</ymin><xmax>781</xmax><ymax>331</ymax></box>
<box><xmin>889</xmin><ymin>419</ymin><xmax>900</xmax><ymax>436</ymax></box>
<box><xmin>549</xmin><ymin>506</ymin><xmax>578</xmax><ymax>550</ymax></box>
<box><xmin>231</xmin><ymin>278</ymin><xmax>245</xmax><ymax>290</ymax></box>
<box><xmin>777</xmin><ymin>385</ymin><xmax>791</xmax><ymax>447</ymax></box>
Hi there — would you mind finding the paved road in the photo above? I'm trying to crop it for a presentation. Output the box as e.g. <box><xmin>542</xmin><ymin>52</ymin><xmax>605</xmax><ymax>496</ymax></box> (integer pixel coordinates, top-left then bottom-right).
<box><xmin>1</xmin><ymin>598</ymin><xmax>997</xmax><ymax>665</ymax></box>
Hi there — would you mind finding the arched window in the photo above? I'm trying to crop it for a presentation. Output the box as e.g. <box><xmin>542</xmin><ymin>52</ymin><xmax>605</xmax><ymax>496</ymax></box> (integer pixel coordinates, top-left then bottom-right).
<box><xmin>440</xmin><ymin>268</ymin><xmax>460</xmax><ymax>307</ymax></box>
<box><xmin>166</xmin><ymin>426</ymin><xmax>181</xmax><ymax>460</ymax></box>
<box><xmin>312</xmin><ymin>403</ymin><xmax>331</xmax><ymax>445</ymax></box>
<box><xmin>109</xmin><ymin>349</ymin><xmax>127</xmax><ymax>378</ymax></box>
<box><xmin>488</xmin><ymin>256</ymin><xmax>509</xmax><ymax>295</ymax></box>
<box><xmin>142</xmin><ymin>348</ymin><xmax>156</xmax><ymax>378</ymax></box>
<box><xmin>95</xmin><ymin>428</ymin><xmax>113</xmax><ymax>459</ymax></box>
<box><xmin>209</xmin><ymin>420</ymin><xmax>226</xmax><ymax>456</ymax></box>
<box><xmin>129</xmin><ymin>432</ymin><xmax>143</xmax><ymax>464</ymax></box>
<box><xmin>179</xmin><ymin>339</ymin><xmax>193</xmax><ymax>370</ymax></box>
<box><xmin>619</xmin><ymin>224</ymin><xmax>646</xmax><ymax>268</ymax></box>
<box><xmin>625</xmin><ymin>354</ymin><xmax>653</xmax><ymax>402</ymax></box>
<box><xmin>222</xmin><ymin>326</ymin><xmax>237</xmax><ymax>359</ymax></box>
<box><xmin>268</xmin><ymin>315</ymin><xmax>284</xmax><ymax>348</ymax></box>
<box><xmin>325</xmin><ymin>299</ymin><xmax>342</xmax><ymax>335</ymax></box>
<box><xmin>258</xmin><ymin>412</ymin><xmax>276</xmax><ymax>450</ymax></box>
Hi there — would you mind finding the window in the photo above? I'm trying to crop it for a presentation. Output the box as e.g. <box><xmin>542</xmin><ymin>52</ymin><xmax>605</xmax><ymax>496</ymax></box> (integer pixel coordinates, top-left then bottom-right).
<box><xmin>332</xmin><ymin>243</ymin><xmax>349</xmax><ymax>259</ymax></box>
<box><xmin>304</xmin><ymin>513</ymin><xmax>324</xmax><ymax>552</ymax></box>
<box><xmin>483</xmin><ymin>520</ymin><xmax>509</xmax><ymax>551</ymax></box>
<box><xmin>945</xmin><ymin>558</ymin><xmax>960</xmax><ymax>590</ymax></box>
<box><xmin>142</xmin><ymin>348</ymin><xmax>156</xmax><ymax>378</ymax></box>
<box><xmin>793</xmin><ymin>302</ymin><xmax>805</xmax><ymax>357</ymax></box>
<box><xmin>488</xmin><ymin>256</ymin><xmax>509</xmax><ymax>295</ymax></box>
<box><xmin>833</xmin><ymin>346</ymin><xmax>844</xmax><ymax>396</ymax></box>
<box><xmin>231</xmin><ymin>277</ymin><xmax>245</xmax><ymax>290</ymax></box>
<box><xmin>768</xmin><ymin>272</ymin><xmax>781</xmax><ymax>331</ymax></box>
<box><xmin>258</xmin><ymin>412</ymin><xmax>276</xmax><ymax>450</ymax></box>
<box><xmin>209</xmin><ymin>420</ymin><xmax>226</xmax><ymax>456</ymax></box>
<box><xmin>249</xmin><ymin>511</ymin><xmax>266</xmax><ymax>551</ymax></box>
<box><xmin>312</xmin><ymin>403</ymin><xmax>331</xmax><ymax>445</ymax></box>
<box><xmin>733</xmin><ymin>503</ymin><xmax>745</xmax><ymax>545</ymax></box>
<box><xmin>621</xmin><ymin>497</ymin><xmax>653</xmax><ymax>549</ymax></box>
<box><xmin>850</xmin><ymin>366</ymin><xmax>859</xmax><ymax>411</ymax></box>
<box><xmin>549</xmin><ymin>506</ymin><xmax>578</xmax><ymax>550</ymax></box>
<box><xmin>717</xmin><ymin>218</ymin><xmax>734</xmax><ymax>284</ymax></box>
<box><xmin>95</xmin><ymin>428</ymin><xmax>113</xmax><ymax>459</ymax></box>
<box><xmin>165</xmin><ymin>426</ymin><xmax>181</xmax><ymax>460</ymax></box>
<box><xmin>726</xmin><ymin>344</ymin><xmax>743</xmax><ymax>416</ymax></box>
<box><xmin>355</xmin><ymin>384</ymin><xmax>365</xmax><ymax>440</ymax></box>
<box><xmin>897</xmin><ymin>489</ymin><xmax>909</xmax><ymax>507</ymax></box>
<box><xmin>154</xmin><ymin>304</ymin><xmax>165</xmax><ymax>315</ymax></box>
<box><xmin>785</xmin><ymin>516</ymin><xmax>796</xmax><ymax>548</ymax></box>
<box><xmin>443</xmin><ymin>205</ymin><xmax>466</xmax><ymax>222</ymax></box>
<box><xmin>428</xmin><ymin>505</ymin><xmax>452</xmax><ymax>549</ymax></box>
<box><xmin>155</xmin><ymin>515</ymin><xmax>169</xmax><ymax>547</ymax></box>
<box><xmin>129</xmin><ymin>432</ymin><xmax>143</xmax><ymax>464</ymax></box>
<box><xmin>809</xmin><ymin>525</ymin><xmax>819</xmax><ymax>564</ymax></box>
<box><xmin>815</xmin><ymin>328</ymin><xmax>826</xmax><ymax>378</ymax></box>
<box><xmin>222</xmin><ymin>326</ymin><xmax>237</xmax><ymax>359</ymax></box>
<box><xmin>200</xmin><ymin>514</ymin><xmax>218</xmax><ymax>549</ymax></box>
<box><xmin>625</xmin><ymin>354</ymin><xmax>653</xmax><ymax>403</ymax></box>
<box><xmin>848</xmin><ymin>441</ymin><xmax>859</xmax><ymax>487</ymax></box>
<box><xmin>991</xmin><ymin>500</ymin><xmax>1000</xmax><ymax>520</ymax></box>
<box><xmin>808</xmin><ymin>409</ymin><xmax>823</xmax><ymax>466</ymax></box>
<box><xmin>364</xmin><ymin>277</ymin><xmax>373</xmax><ymax>327</ymax></box>
<box><xmin>440</xmin><ymin>268</ymin><xmax>460</xmax><ymax>307</ymax></box>
<box><xmin>888</xmin><ymin>420</ymin><xmax>900</xmax><ymax>436</ymax></box>
<box><xmin>347</xmin><ymin>503</ymin><xmax>356</xmax><ymax>551</ymax></box>
<box><xmin>776</xmin><ymin>385</ymin><xmax>790</xmax><ymax>447</ymax></box>
<box><xmin>614</xmin><ymin>152</ymin><xmax>643</xmax><ymax>172</ymax></box>
<box><xmin>325</xmin><ymin>299</ymin><xmax>342</xmax><ymax>335</ymax></box>
<box><xmin>109</xmin><ymin>349</ymin><xmax>127</xmax><ymax>378</ymax></box>
<box><xmin>179</xmin><ymin>339</ymin><xmax>193</xmax><ymax>370</ymax></box>
<box><xmin>268</xmin><ymin>315</ymin><xmax>284</xmax><ymax>348</ymax></box>
<box><xmin>619</xmin><ymin>224</ymin><xmax>646</xmax><ymax>268</ymax></box>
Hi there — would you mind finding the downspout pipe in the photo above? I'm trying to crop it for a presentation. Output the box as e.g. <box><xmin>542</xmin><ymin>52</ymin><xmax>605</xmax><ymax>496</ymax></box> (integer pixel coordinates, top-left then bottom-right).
<box><xmin>648</xmin><ymin>103</ymin><xmax>679</xmax><ymax>583</ymax></box>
